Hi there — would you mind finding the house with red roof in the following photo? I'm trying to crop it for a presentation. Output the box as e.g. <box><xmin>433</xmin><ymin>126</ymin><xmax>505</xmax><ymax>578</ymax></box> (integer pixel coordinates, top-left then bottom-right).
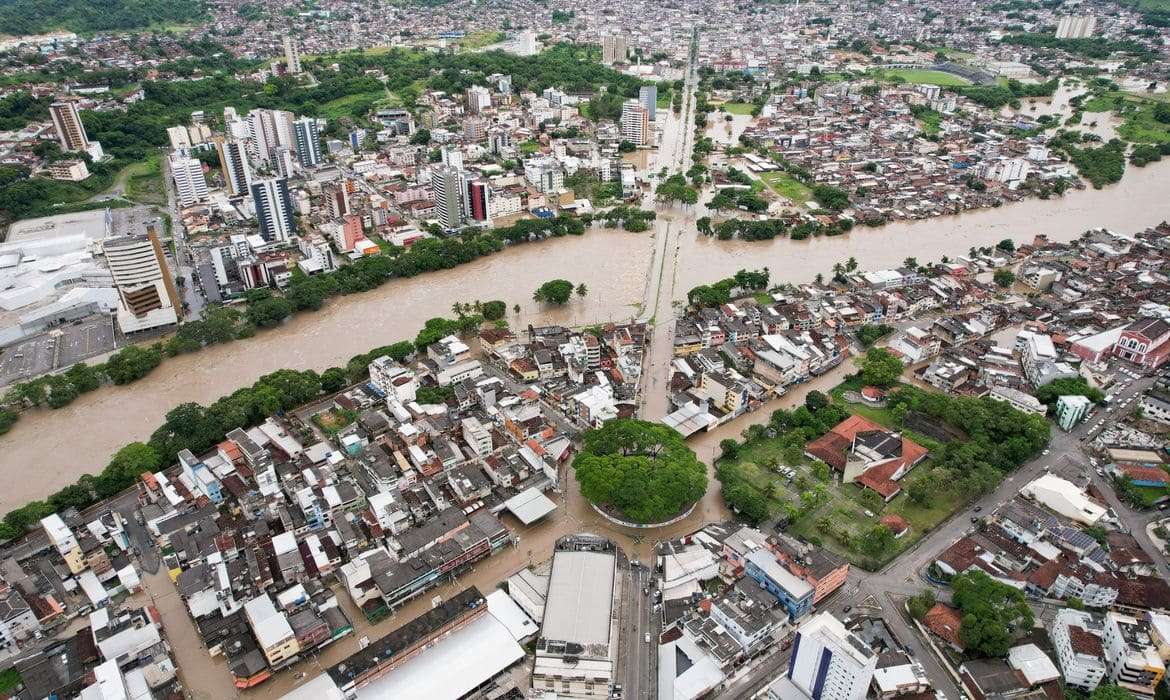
<box><xmin>804</xmin><ymin>414</ymin><xmax>929</xmax><ymax>501</ymax></box>
<box><xmin>923</xmin><ymin>603</ymin><xmax>965</xmax><ymax>651</ymax></box>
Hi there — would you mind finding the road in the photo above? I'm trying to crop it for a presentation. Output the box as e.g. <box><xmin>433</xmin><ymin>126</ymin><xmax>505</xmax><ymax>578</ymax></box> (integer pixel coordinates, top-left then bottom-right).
<box><xmin>621</xmin><ymin>563</ymin><xmax>655</xmax><ymax>700</ymax></box>
<box><xmin>159</xmin><ymin>152</ymin><xmax>206</xmax><ymax>320</ymax></box>
<box><xmin>637</xmin><ymin>30</ymin><xmax>699</xmax><ymax>421</ymax></box>
<box><xmin>802</xmin><ymin>369</ymin><xmax>1163</xmax><ymax>699</ymax></box>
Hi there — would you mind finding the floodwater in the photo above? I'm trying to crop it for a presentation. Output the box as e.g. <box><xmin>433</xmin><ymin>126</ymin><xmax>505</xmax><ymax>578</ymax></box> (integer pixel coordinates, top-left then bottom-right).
<box><xmin>1</xmin><ymin>85</ymin><xmax>1169</xmax><ymax>511</ymax></box>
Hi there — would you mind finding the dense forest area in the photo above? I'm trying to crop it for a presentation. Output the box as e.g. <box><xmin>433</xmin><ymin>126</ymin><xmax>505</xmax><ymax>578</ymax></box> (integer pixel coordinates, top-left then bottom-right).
<box><xmin>0</xmin><ymin>0</ymin><xmax>205</xmax><ymax>35</ymax></box>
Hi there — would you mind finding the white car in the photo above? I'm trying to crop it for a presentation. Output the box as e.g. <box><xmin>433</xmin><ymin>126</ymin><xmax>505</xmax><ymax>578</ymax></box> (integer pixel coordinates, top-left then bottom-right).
<box><xmin>1042</xmin><ymin>449</ymin><xmax>1050</xmax><ymax>456</ymax></box>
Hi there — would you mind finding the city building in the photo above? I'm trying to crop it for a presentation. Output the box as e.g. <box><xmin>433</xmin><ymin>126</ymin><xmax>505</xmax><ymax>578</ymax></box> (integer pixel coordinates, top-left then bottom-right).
<box><xmin>1102</xmin><ymin>612</ymin><xmax>1166</xmax><ymax>696</ymax></box>
<box><xmin>49</xmin><ymin>99</ymin><xmax>89</xmax><ymax>152</ymax></box>
<box><xmin>533</xmin><ymin>542</ymin><xmax>617</xmax><ymax>697</ymax></box>
<box><xmin>1055</xmin><ymin>394</ymin><xmax>1093</xmax><ymax>432</ymax></box>
<box><xmin>601</xmin><ymin>33</ymin><xmax>628</xmax><ymax>65</ymax></box>
<box><xmin>216</xmin><ymin>139</ymin><xmax>254</xmax><ymax>197</ymax></box>
<box><xmin>744</xmin><ymin>549</ymin><xmax>814</xmax><ymax>620</ymax></box>
<box><xmin>101</xmin><ymin>226</ymin><xmax>181</xmax><ymax>333</ymax></box>
<box><xmin>467</xmin><ymin>180</ymin><xmax>490</xmax><ymax>222</ymax></box>
<box><xmin>1051</xmin><ymin>609</ymin><xmax>1107</xmax><ymax>692</ymax></box>
<box><xmin>1056</xmin><ymin>15</ymin><xmax>1097</xmax><ymax>39</ymax></box>
<box><xmin>283</xmin><ymin>36</ymin><xmax>302</xmax><ymax>74</ymax></box>
<box><xmin>640</xmin><ymin>84</ymin><xmax>658</xmax><ymax>122</ymax></box>
<box><xmin>773</xmin><ymin>612</ymin><xmax>877</xmax><ymax>700</ymax></box>
<box><xmin>293</xmin><ymin>118</ymin><xmax>322</xmax><ymax>168</ymax></box>
<box><xmin>169</xmin><ymin>153</ymin><xmax>209</xmax><ymax>207</ymax></box>
<box><xmin>621</xmin><ymin>99</ymin><xmax>650</xmax><ymax>146</ymax></box>
<box><xmin>432</xmin><ymin>165</ymin><xmax>463</xmax><ymax>230</ymax></box>
<box><xmin>466</xmin><ymin>85</ymin><xmax>491</xmax><ymax>115</ymax></box>
<box><xmin>251</xmin><ymin>178</ymin><xmax>297</xmax><ymax>243</ymax></box>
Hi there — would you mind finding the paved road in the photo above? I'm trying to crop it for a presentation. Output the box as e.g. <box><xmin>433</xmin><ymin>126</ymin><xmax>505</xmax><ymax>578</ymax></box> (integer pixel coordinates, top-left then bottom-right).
<box><xmin>622</xmin><ymin>563</ymin><xmax>655</xmax><ymax>700</ymax></box>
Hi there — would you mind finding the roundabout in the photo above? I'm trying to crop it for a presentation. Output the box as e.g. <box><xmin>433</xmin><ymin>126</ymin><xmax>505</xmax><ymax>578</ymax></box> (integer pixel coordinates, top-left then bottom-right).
<box><xmin>572</xmin><ymin>418</ymin><xmax>708</xmax><ymax>527</ymax></box>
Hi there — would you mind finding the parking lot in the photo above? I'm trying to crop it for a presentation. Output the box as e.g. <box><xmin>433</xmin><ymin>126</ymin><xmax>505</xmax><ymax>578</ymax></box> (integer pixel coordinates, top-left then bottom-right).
<box><xmin>0</xmin><ymin>316</ymin><xmax>117</xmax><ymax>386</ymax></box>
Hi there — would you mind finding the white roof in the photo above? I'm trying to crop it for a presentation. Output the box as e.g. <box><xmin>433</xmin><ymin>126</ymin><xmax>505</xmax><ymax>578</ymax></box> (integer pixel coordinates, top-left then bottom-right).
<box><xmin>657</xmin><ymin>632</ymin><xmax>725</xmax><ymax>700</ymax></box>
<box><xmin>351</xmin><ymin>607</ymin><xmax>523</xmax><ymax>700</ymax></box>
<box><xmin>272</xmin><ymin>531</ymin><xmax>297</xmax><ymax>556</ymax></box>
<box><xmin>279</xmin><ymin>673</ymin><xmax>346</xmax><ymax>700</ymax></box>
<box><xmin>746</xmin><ymin>549</ymin><xmax>813</xmax><ymax>599</ymax></box>
<box><xmin>503</xmin><ymin>488</ymin><xmax>557</xmax><ymax>525</ymax></box>
<box><xmin>1008</xmin><ymin>644</ymin><xmax>1060</xmax><ymax>685</ymax></box>
<box><xmin>486</xmin><ymin>589</ymin><xmax>539</xmax><ymax>641</ymax></box>
<box><xmin>542</xmin><ymin>550</ymin><xmax>615</xmax><ymax>649</ymax></box>
<box><xmin>244</xmin><ymin>595</ymin><xmax>294</xmax><ymax>648</ymax></box>
<box><xmin>1021</xmin><ymin>473</ymin><xmax>1106</xmax><ymax>525</ymax></box>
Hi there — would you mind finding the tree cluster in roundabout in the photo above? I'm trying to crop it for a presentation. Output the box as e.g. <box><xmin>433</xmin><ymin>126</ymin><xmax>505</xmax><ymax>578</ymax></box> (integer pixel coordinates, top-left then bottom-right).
<box><xmin>573</xmin><ymin>419</ymin><xmax>708</xmax><ymax>524</ymax></box>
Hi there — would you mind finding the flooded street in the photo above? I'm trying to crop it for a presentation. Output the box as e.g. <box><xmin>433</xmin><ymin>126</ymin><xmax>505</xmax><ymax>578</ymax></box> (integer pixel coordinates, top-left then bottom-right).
<box><xmin>1</xmin><ymin>78</ymin><xmax>1169</xmax><ymax>511</ymax></box>
<box><xmin>7</xmin><ymin>65</ymin><xmax>1165</xmax><ymax>700</ymax></box>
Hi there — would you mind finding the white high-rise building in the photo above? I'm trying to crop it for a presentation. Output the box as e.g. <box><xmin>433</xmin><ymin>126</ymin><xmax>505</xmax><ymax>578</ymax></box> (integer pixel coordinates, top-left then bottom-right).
<box><xmin>432</xmin><ymin>165</ymin><xmax>463</xmax><ymax>230</ymax></box>
<box><xmin>283</xmin><ymin>36</ymin><xmax>302</xmax><ymax>74</ymax></box>
<box><xmin>102</xmin><ymin>226</ymin><xmax>181</xmax><ymax>333</ymax></box>
<box><xmin>621</xmin><ymin>99</ymin><xmax>650</xmax><ymax>146</ymax></box>
<box><xmin>250</xmin><ymin>178</ymin><xmax>296</xmax><ymax>243</ymax></box>
<box><xmin>777</xmin><ymin>612</ymin><xmax>877</xmax><ymax>700</ymax></box>
<box><xmin>49</xmin><ymin>99</ymin><xmax>89</xmax><ymax>152</ymax></box>
<box><xmin>248</xmin><ymin>109</ymin><xmax>280</xmax><ymax>164</ymax></box>
<box><xmin>601</xmin><ymin>34</ymin><xmax>628</xmax><ymax>65</ymax></box>
<box><xmin>466</xmin><ymin>85</ymin><xmax>492</xmax><ymax>115</ymax></box>
<box><xmin>441</xmin><ymin>144</ymin><xmax>464</xmax><ymax>170</ymax></box>
<box><xmin>516</xmin><ymin>30</ymin><xmax>538</xmax><ymax>57</ymax></box>
<box><xmin>216</xmin><ymin>139</ymin><xmax>253</xmax><ymax>197</ymax></box>
<box><xmin>293</xmin><ymin>117</ymin><xmax>322</xmax><ymax>168</ymax></box>
<box><xmin>166</xmin><ymin>125</ymin><xmax>191</xmax><ymax>151</ymax></box>
<box><xmin>169</xmin><ymin>153</ymin><xmax>208</xmax><ymax>207</ymax></box>
<box><xmin>1056</xmin><ymin>15</ymin><xmax>1097</xmax><ymax>39</ymax></box>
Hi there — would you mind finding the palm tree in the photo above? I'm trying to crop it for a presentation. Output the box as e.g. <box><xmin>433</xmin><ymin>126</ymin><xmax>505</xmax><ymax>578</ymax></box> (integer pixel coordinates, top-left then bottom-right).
<box><xmin>846</xmin><ymin>256</ymin><xmax>858</xmax><ymax>272</ymax></box>
<box><xmin>576</xmin><ymin>283</ymin><xmax>588</xmax><ymax>298</ymax></box>
<box><xmin>513</xmin><ymin>303</ymin><xmax>521</xmax><ymax>314</ymax></box>
<box><xmin>832</xmin><ymin>262</ymin><xmax>844</xmax><ymax>277</ymax></box>
<box><xmin>815</xmin><ymin>273</ymin><xmax>824</xmax><ymax>286</ymax></box>
<box><xmin>450</xmin><ymin>302</ymin><xmax>464</xmax><ymax>316</ymax></box>
<box><xmin>903</xmin><ymin>257</ymin><xmax>917</xmax><ymax>269</ymax></box>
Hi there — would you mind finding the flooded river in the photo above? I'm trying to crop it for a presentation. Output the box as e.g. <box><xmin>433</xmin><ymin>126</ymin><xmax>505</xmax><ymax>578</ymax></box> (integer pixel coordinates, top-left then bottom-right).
<box><xmin>0</xmin><ymin>157</ymin><xmax>1167</xmax><ymax>510</ymax></box>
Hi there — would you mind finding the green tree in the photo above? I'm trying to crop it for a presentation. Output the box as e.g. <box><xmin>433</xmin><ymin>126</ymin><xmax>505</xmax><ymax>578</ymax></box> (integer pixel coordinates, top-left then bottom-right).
<box><xmin>719</xmin><ymin>439</ymin><xmax>740</xmax><ymax>460</ymax></box>
<box><xmin>993</xmin><ymin>268</ymin><xmax>1016</xmax><ymax>288</ymax></box>
<box><xmin>907</xmin><ymin>589</ymin><xmax>937</xmax><ymax>620</ymax></box>
<box><xmin>481</xmin><ymin>300</ymin><xmax>507</xmax><ymax>320</ymax></box>
<box><xmin>247</xmin><ymin>296</ymin><xmax>294</xmax><ymax>328</ymax></box>
<box><xmin>320</xmin><ymin>367</ymin><xmax>348</xmax><ymax>393</ymax></box>
<box><xmin>953</xmin><ymin>570</ymin><xmax>1034</xmax><ymax>657</ymax></box>
<box><xmin>857</xmin><ymin>347</ymin><xmax>904</xmax><ymax>388</ymax></box>
<box><xmin>533</xmin><ymin>279</ymin><xmax>575</xmax><ymax>305</ymax></box>
<box><xmin>576</xmin><ymin>283</ymin><xmax>588</xmax><ymax>298</ymax></box>
<box><xmin>573</xmin><ymin>419</ymin><xmax>708</xmax><ymax>524</ymax></box>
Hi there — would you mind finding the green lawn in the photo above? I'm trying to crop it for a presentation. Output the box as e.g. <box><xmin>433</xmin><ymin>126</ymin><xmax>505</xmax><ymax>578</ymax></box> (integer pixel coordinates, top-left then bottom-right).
<box><xmin>460</xmin><ymin>30</ymin><xmax>505</xmax><ymax>50</ymax></box>
<box><xmin>0</xmin><ymin>668</ymin><xmax>20</xmax><ymax>693</ymax></box>
<box><xmin>722</xmin><ymin>102</ymin><xmax>755</xmax><ymax>115</ymax></box>
<box><xmin>759</xmin><ymin>171</ymin><xmax>812</xmax><ymax>204</ymax></box>
<box><xmin>124</xmin><ymin>154</ymin><xmax>166</xmax><ymax>206</ymax></box>
<box><xmin>873</xmin><ymin>68</ymin><xmax>971</xmax><ymax>86</ymax></box>
<box><xmin>657</xmin><ymin>89</ymin><xmax>673</xmax><ymax>109</ymax></box>
<box><xmin>319</xmin><ymin>90</ymin><xmax>392</xmax><ymax>120</ymax></box>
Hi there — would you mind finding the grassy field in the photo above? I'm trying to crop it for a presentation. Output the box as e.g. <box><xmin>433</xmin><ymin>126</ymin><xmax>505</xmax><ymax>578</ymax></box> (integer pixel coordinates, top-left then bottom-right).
<box><xmin>722</xmin><ymin>102</ymin><xmax>755</xmax><ymax>115</ymax></box>
<box><xmin>717</xmin><ymin>380</ymin><xmax>983</xmax><ymax>570</ymax></box>
<box><xmin>460</xmin><ymin>30</ymin><xmax>505</xmax><ymax>50</ymax></box>
<box><xmin>318</xmin><ymin>90</ymin><xmax>397</xmax><ymax>120</ymax></box>
<box><xmin>1081</xmin><ymin>91</ymin><xmax>1170</xmax><ymax>143</ymax></box>
<box><xmin>760</xmin><ymin>171</ymin><xmax>812</xmax><ymax>204</ymax></box>
<box><xmin>124</xmin><ymin>154</ymin><xmax>166</xmax><ymax>206</ymax></box>
<box><xmin>873</xmin><ymin>68</ymin><xmax>971</xmax><ymax>86</ymax></box>
<box><xmin>657</xmin><ymin>89</ymin><xmax>673</xmax><ymax>109</ymax></box>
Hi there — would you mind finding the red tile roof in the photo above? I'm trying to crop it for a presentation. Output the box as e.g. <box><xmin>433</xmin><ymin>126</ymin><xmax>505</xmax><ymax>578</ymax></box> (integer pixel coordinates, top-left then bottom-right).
<box><xmin>924</xmin><ymin>603</ymin><xmax>964</xmax><ymax>649</ymax></box>
<box><xmin>879</xmin><ymin>514</ymin><xmax>910</xmax><ymax>534</ymax></box>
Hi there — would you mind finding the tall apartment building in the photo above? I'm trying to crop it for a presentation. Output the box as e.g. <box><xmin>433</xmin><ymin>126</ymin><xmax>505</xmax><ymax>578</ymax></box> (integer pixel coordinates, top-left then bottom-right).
<box><xmin>779</xmin><ymin>612</ymin><xmax>877</xmax><ymax>700</ymax></box>
<box><xmin>102</xmin><ymin>225</ymin><xmax>181</xmax><ymax>333</ymax></box>
<box><xmin>466</xmin><ymin>85</ymin><xmax>492</xmax><ymax>114</ymax></box>
<box><xmin>516</xmin><ymin>30</ymin><xmax>538</xmax><ymax>57</ymax></box>
<box><xmin>166</xmin><ymin>125</ymin><xmax>191</xmax><ymax>151</ymax></box>
<box><xmin>251</xmin><ymin>178</ymin><xmax>297</xmax><ymax>243</ymax></box>
<box><xmin>1056</xmin><ymin>15</ymin><xmax>1097</xmax><ymax>39</ymax></box>
<box><xmin>50</xmin><ymin>99</ymin><xmax>89</xmax><ymax>152</ymax></box>
<box><xmin>247</xmin><ymin>109</ymin><xmax>280</xmax><ymax>164</ymax></box>
<box><xmin>432</xmin><ymin>165</ymin><xmax>463</xmax><ymax>230</ymax></box>
<box><xmin>216</xmin><ymin>139</ymin><xmax>254</xmax><ymax>197</ymax></box>
<box><xmin>283</xmin><ymin>36</ymin><xmax>302</xmax><ymax>74</ymax></box>
<box><xmin>467</xmin><ymin>180</ymin><xmax>490</xmax><ymax>222</ymax></box>
<box><xmin>621</xmin><ymin>99</ymin><xmax>650</xmax><ymax>146</ymax></box>
<box><xmin>601</xmin><ymin>33</ymin><xmax>628</xmax><ymax>65</ymax></box>
<box><xmin>169</xmin><ymin>153</ymin><xmax>208</xmax><ymax>207</ymax></box>
<box><xmin>293</xmin><ymin>117</ymin><xmax>322</xmax><ymax>168</ymax></box>
<box><xmin>1102</xmin><ymin>612</ymin><xmax>1167</xmax><ymax>696</ymax></box>
<box><xmin>640</xmin><ymin>85</ymin><xmax>658</xmax><ymax>122</ymax></box>
<box><xmin>1051</xmin><ymin>609</ymin><xmax>1107</xmax><ymax>692</ymax></box>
